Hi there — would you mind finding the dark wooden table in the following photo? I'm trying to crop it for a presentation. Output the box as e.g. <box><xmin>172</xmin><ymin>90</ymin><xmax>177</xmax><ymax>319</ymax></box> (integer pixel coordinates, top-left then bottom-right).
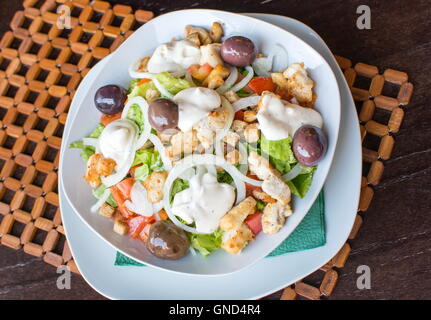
<box><xmin>1</xmin><ymin>0</ymin><xmax>430</xmax><ymax>300</ymax></box>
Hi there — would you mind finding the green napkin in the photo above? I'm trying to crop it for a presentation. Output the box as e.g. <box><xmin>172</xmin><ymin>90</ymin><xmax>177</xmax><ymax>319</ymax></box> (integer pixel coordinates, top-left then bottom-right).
<box><xmin>115</xmin><ymin>191</ymin><xmax>325</xmax><ymax>266</ymax></box>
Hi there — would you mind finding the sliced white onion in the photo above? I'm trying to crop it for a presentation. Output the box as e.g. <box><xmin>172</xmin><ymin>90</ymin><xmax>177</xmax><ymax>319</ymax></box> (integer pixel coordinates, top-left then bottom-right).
<box><xmin>185</xmin><ymin>71</ymin><xmax>196</xmax><ymax>87</ymax></box>
<box><xmin>101</xmin><ymin>148</ymin><xmax>135</xmax><ymax>187</ymax></box>
<box><xmin>252</xmin><ymin>57</ymin><xmax>272</xmax><ymax>77</ymax></box>
<box><xmin>90</xmin><ymin>189</ymin><xmax>111</xmax><ymax>213</ymax></box>
<box><xmin>283</xmin><ymin>163</ymin><xmax>302</xmax><ymax>181</ymax></box>
<box><xmin>128</xmin><ymin>58</ymin><xmax>155</xmax><ymax>79</ymax></box>
<box><xmin>152</xmin><ymin>77</ymin><xmax>173</xmax><ymax>99</ymax></box>
<box><xmin>122</xmin><ymin>96</ymin><xmax>152</xmax><ymax>150</ymax></box>
<box><xmin>217</xmin><ymin>65</ymin><xmax>238</xmax><ymax>94</ymax></box>
<box><xmin>270</xmin><ymin>44</ymin><xmax>289</xmax><ymax>72</ymax></box>
<box><xmin>162</xmin><ymin>154</ymin><xmax>247</xmax><ymax>234</ymax></box>
<box><xmin>232</xmin><ymin>95</ymin><xmax>261</xmax><ymax>112</ymax></box>
<box><xmin>125</xmin><ymin>181</ymin><xmax>154</xmax><ymax>217</ymax></box>
<box><xmin>230</xmin><ymin>66</ymin><xmax>254</xmax><ymax>92</ymax></box>
<box><xmin>179</xmin><ymin>167</ymin><xmax>196</xmax><ymax>180</ymax></box>
<box><xmin>237</xmin><ymin>142</ymin><xmax>249</xmax><ymax>175</ymax></box>
<box><xmin>152</xmin><ymin>201</ymin><xmax>164</xmax><ymax>213</ymax></box>
<box><xmin>214</xmin><ymin>96</ymin><xmax>235</xmax><ymax>145</ymax></box>
<box><xmin>82</xmin><ymin>137</ymin><xmax>100</xmax><ymax>153</ymax></box>
<box><xmin>149</xmin><ymin>134</ymin><xmax>172</xmax><ymax>171</ymax></box>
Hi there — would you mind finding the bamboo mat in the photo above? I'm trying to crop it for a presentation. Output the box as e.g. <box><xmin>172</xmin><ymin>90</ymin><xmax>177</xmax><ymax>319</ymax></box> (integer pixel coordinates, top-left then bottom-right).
<box><xmin>0</xmin><ymin>0</ymin><xmax>414</xmax><ymax>300</ymax></box>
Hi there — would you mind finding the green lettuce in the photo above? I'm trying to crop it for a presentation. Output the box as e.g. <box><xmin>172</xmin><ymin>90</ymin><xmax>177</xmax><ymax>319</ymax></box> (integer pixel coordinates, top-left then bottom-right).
<box><xmin>154</xmin><ymin>72</ymin><xmax>190</xmax><ymax>95</ymax></box>
<box><xmin>128</xmin><ymin>79</ymin><xmax>157</xmax><ymax>99</ymax></box>
<box><xmin>170</xmin><ymin>178</ymin><xmax>189</xmax><ymax>203</ymax></box>
<box><xmin>132</xmin><ymin>148</ymin><xmax>163</xmax><ymax>181</ymax></box>
<box><xmin>92</xmin><ymin>184</ymin><xmax>117</xmax><ymax>208</ymax></box>
<box><xmin>217</xmin><ymin>170</ymin><xmax>233</xmax><ymax>185</ymax></box>
<box><xmin>189</xmin><ymin>229</ymin><xmax>223</xmax><ymax>257</ymax></box>
<box><xmin>69</xmin><ymin>123</ymin><xmax>105</xmax><ymax>161</ymax></box>
<box><xmin>259</xmin><ymin>134</ymin><xmax>316</xmax><ymax>198</ymax></box>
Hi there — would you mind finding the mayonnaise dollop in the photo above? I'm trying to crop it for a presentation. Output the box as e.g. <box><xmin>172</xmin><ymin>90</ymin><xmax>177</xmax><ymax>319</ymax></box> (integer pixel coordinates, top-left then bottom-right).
<box><xmin>171</xmin><ymin>172</ymin><xmax>235</xmax><ymax>234</ymax></box>
<box><xmin>99</xmin><ymin>120</ymin><xmax>137</xmax><ymax>169</ymax></box>
<box><xmin>173</xmin><ymin>87</ymin><xmax>221</xmax><ymax>132</ymax></box>
<box><xmin>257</xmin><ymin>92</ymin><xmax>323</xmax><ymax>141</ymax></box>
<box><xmin>147</xmin><ymin>40</ymin><xmax>201</xmax><ymax>76</ymax></box>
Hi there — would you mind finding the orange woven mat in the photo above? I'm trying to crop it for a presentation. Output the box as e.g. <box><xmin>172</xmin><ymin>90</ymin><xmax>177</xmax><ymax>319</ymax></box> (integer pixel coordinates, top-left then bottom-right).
<box><xmin>0</xmin><ymin>0</ymin><xmax>414</xmax><ymax>300</ymax></box>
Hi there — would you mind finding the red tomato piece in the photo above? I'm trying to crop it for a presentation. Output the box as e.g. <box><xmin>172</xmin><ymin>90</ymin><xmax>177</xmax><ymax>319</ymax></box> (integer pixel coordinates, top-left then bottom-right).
<box><xmin>234</xmin><ymin>110</ymin><xmax>245</xmax><ymax>121</ymax></box>
<box><xmin>101</xmin><ymin>113</ymin><xmax>122</xmax><ymax>126</ymax></box>
<box><xmin>128</xmin><ymin>215</ymin><xmax>147</xmax><ymax>239</ymax></box>
<box><xmin>139</xmin><ymin>223</ymin><xmax>152</xmax><ymax>242</ymax></box>
<box><xmin>248</xmin><ymin>77</ymin><xmax>275</xmax><ymax>95</ymax></box>
<box><xmin>245</xmin><ymin>212</ymin><xmax>263</xmax><ymax>235</ymax></box>
<box><xmin>116</xmin><ymin>177</ymin><xmax>134</xmax><ymax>199</ymax></box>
<box><xmin>110</xmin><ymin>186</ymin><xmax>133</xmax><ymax>219</ymax></box>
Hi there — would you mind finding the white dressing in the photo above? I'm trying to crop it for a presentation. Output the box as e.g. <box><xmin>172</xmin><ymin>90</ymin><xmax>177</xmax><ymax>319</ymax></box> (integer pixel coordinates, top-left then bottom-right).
<box><xmin>147</xmin><ymin>40</ymin><xmax>201</xmax><ymax>76</ymax></box>
<box><xmin>99</xmin><ymin>120</ymin><xmax>137</xmax><ymax>169</ymax></box>
<box><xmin>257</xmin><ymin>92</ymin><xmax>323</xmax><ymax>141</ymax></box>
<box><xmin>173</xmin><ymin>87</ymin><xmax>221</xmax><ymax>131</ymax></box>
<box><xmin>171</xmin><ymin>172</ymin><xmax>235</xmax><ymax>234</ymax></box>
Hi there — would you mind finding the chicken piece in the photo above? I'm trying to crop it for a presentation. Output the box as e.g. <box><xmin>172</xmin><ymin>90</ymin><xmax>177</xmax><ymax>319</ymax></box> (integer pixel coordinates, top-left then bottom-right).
<box><xmin>99</xmin><ymin>202</ymin><xmax>115</xmax><ymax>218</ymax></box>
<box><xmin>224</xmin><ymin>90</ymin><xmax>240</xmax><ymax>103</ymax></box>
<box><xmin>243</xmin><ymin>110</ymin><xmax>257</xmax><ymax>123</ymax></box>
<box><xmin>232</xmin><ymin>120</ymin><xmax>247</xmax><ymax>135</ymax></box>
<box><xmin>145</xmin><ymin>88</ymin><xmax>160</xmax><ymax>102</ymax></box>
<box><xmin>144</xmin><ymin>171</ymin><xmax>168</xmax><ymax>203</ymax></box>
<box><xmin>271</xmin><ymin>72</ymin><xmax>289</xmax><ymax>90</ymax></box>
<box><xmin>203</xmin><ymin>64</ymin><xmax>230</xmax><ymax>89</ymax></box>
<box><xmin>194</xmin><ymin>121</ymin><xmax>215</xmax><ymax>149</ymax></box>
<box><xmin>85</xmin><ymin>153</ymin><xmax>116</xmax><ymax>188</ymax></box>
<box><xmin>248</xmin><ymin>151</ymin><xmax>274</xmax><ymax>180</ymax></box>
<box><xmin>221</xmin><ymin>223</ymin><xmax>254</xmax><ymax>254</ymax></box>
<box><xmin>244</xmin><ymin>123</ymin><xmax>260</xmax><ymax>143</ymax></box>
<box><xmin>262</xmin><ymin>201</ymin><xmax>293</xmax><ymax>234</ymax></box>
<box><xmin>170</xmin><ymin>130</ymin><xmax>200</xmax><ymax>156</ymax></box>
<box><xmin>184</xmin><ymin>25</ymin><xmax>212</xmax><ymax>45</ymax></box>
<box><xmin>209</xmin><ymin>22</ymin><xmax>223</xmax><ymax>43</ymax></box>
<box><xmin>207</xmin><ymin>104</ymin><xmax>230</xmax><ymax>130</ymax></box>
<box><xmin>96</xmin><ymin>157</ymin><xmax>116</xmax><ymax>177</ymax></box>
<box><xmin>226</xmin><ymin>149</ymin><xmax>241</xmax><ymax>165</ymax></box>
<box><xmin>200</xmin><ymin>44</ymin><xmax>224</xmax><ymax>68</ymax></box>
<box><xmin>283</xmin><ymin>62</ymin><xmax>314</xmax><ymax>104</ymax></box>
<box><xmin>262</xmin><ymin>174</ymin><xmax>291</xmax><ymax>205</ymax></box>
<box><xmin>113</xmin><ymin>219</ymin><xmax>128</xmax><ymax>235</ymax></box>
<box><xmin>252</xmin><ymin>189</ymin><xmax>276</xmax><ymax>203</ymax></box>
<box><xmin>185</xmin><ymin>32</ymin><xmax>201</xmax><ymax>46</ymax></box>
<box><xmin>223</xmin><ymin>131</ymin><xmax>240</xmax><ymax>147</ymax></box>
<box><xmin>137</xmin><ymin>57</ymin><xmax>150</xmax><ymax>72</ymax></box>
<box><xmin>220</xmin><ymin>196</ymin><xmax>256</xmax><ymax>232</ymax></box>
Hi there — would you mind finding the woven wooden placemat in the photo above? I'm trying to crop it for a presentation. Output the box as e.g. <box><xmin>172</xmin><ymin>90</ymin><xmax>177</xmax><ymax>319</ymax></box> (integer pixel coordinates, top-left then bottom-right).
<box><xmin>0</xmin><ymin>0</ymin><xmax>414</xmax><ymax>300</ymax></box>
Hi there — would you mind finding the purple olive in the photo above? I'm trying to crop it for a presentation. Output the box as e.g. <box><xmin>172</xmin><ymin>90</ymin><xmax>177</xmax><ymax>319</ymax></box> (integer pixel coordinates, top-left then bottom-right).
<box><xmin>293</xmin><ymin>125</ymin><xmax>328</xmax><ymax>167</ymax></box>
<box><xmin>148</xmin><ymin>98</ymin><xmax>179</xmax><ymax>132</ymax></box>
<box><xmin>221</xmin><ymin>36</ymin><xmax>257</xmax><ymax>67</ymax></box>
<box><xmin>94</xmin><ymin>85</ymin><xmax>127</xmax><ymax>115</ymax></box>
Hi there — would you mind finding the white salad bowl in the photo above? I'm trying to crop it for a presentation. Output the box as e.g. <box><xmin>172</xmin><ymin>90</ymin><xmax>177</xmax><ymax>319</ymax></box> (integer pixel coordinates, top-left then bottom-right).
<box><xmin>60</xmin><ymin>9</ymin><xmax>341</xmax><ymax>276</ymax></box>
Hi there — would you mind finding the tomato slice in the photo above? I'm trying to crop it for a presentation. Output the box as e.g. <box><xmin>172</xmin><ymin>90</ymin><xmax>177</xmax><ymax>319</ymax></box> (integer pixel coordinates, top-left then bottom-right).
<box><xmin>245</xmin><ymin>212</ymin><xmax>263</xmax><ymax>235</ymax></box>
<box><xmin>116</xmin><ymin>177</ymin><xmax>134</xmax><ymax>199</ymax></box>
<box><xmin>100</xmin><ymin>113</ymin><xmax>121</xmax><ymax>126</ymax></box>
<box><xmin>234</xmin><ymin>110</ymin><xmax>245</xmax><ymax>121</ymax></box>
<box><xmin>128</xmin><ymin>215</ymin><xmax>147</xmax><ymax>239</ymax></box>
<box><xmin>245</xmin><ymin>175</ymin><xmax>262</xmax><ymax>197</ymax></box>
<box><xmin>110</xmin><ymin>186</ymin><xmax>133</xmax><ymax>219</ymax></box>
<box><xmin>248</xmin><ymin>77</ymin><xmax>275</xmax><ymax>95</ymax></box>
<box><xmin>139</xmin><ymin>223</ymin><xmax>152</xmax><ymax>242</ymax></box>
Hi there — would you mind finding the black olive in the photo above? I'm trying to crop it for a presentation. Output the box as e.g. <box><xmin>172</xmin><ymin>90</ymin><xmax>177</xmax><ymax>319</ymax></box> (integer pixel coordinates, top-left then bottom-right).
<box><xmin>221</xmin><ymin>36</ymin><xmax>257</xmax><ymax>67</ymax></box>
<box><xmin>146</xmin><ymin>221</ymin><xmax>189</xmax><ymax>260</ymax></box>
<box><xmin>148</xmin><ymin>98</ymin><xmax>179</xmax><ymax>132</ymax></box>
<box><xmin>293</xmin><ymin>125</ymin><xmax>328</xmax><ymax>166</ymax></box>
<box><xmin>94</xmin><ymin>85</ymin><xmax>127</xmax><ymax>115</ymax></box>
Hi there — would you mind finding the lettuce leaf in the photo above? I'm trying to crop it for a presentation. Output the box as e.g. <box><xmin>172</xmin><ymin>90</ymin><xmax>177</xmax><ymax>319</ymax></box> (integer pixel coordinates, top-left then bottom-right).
<box><xmin>154</xmin><ymin>72</ymin><xmax>190</xmax><ymax>95</ymax></box>
<box><xmin>127</xmin><ymin>103</ymin><xmax>145</xmax><ymax>133</ymax></box>
<box><xmin>128</xmin><ymin>79</ymin><xmax>157</xmax><ymax>99</ymax></box>
<box><xmin>92</xmin><ymin>184</ymin><xmax>117</xmax><ymax>208</ymax></box>
<box><xmin>132</xmin><ymin>148</ymin><xmax>163</xmax><ymax>181</ymax></box>
<box><xmin>287</xmin><ymin>166</ymin><xmax>316</xmax><ymax>198</ymax></box>
<box><xmin>69</xmin><ymin>123</ymin><xmax>105</xmax><ymax>161</ymax></box>
<box><xmin>170</xmin><ymin>178</ymin><xmax>189</xmax><ymax>203</ymax></box>
<box><xmin>188</xmin><ymin>229</ymin><xmax>223</xmax><ymax>257</ymax></box>
<box><xmin>217</xmin><ymin>170</ymin><xmax>233</xmax><ymax>185</ymax></box>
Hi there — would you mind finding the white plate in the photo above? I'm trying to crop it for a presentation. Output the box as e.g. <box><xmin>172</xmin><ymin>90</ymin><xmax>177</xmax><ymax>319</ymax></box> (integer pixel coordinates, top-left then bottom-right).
<box><xmin>59</xmin><ymin>9</ymin><xmax>341</xmax><ymax>275</ymax></box>
<box><xmin>59</xmin><ymin>13</ymin><xmax>360</xmax><ymax>299</ymax></box>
